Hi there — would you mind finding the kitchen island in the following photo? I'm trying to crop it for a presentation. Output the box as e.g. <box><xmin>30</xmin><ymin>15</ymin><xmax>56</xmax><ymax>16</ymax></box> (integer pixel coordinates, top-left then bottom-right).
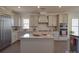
<box><xmin>20</xmin><ymin>34</ymin><xmax>54</xmax><ymax>53</ymax></box>
<box><xmin>20</xmin><ymin>32</ymin><xmax>69</xmax><ymax>53</ymax></box>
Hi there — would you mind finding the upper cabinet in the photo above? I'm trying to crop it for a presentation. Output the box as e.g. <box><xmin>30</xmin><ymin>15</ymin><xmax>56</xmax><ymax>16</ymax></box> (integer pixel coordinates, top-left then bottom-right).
<box><xmin>30</xmin><ymin>14</ymin><xmax>68</xmax><ymax>27</ymax></box>
<box><xmin>39</xmin><ymin>15</ymin><xmax>48</xmax><ymax>23</ymax></box>
<box><xmin>48</xmin><ymin>15</ymin><xmax>57</xmax><ymax>26</ymax></box>
<box><xmin>30</xmin><ymin>15</ymin><xmax>39</xmax><ymax>26</ymax></box>
<box><xmin>33</xmin><ymin>15</ymin><xmax>39</xmax><ymax>26</ymax></box>
<box><xmin>59</xmin><ymin>14</ymin><xmax>68</xmax><ymax>23</ymax></box>
<box><xmin>30</xmin><ymin>15</ymin><xmax>33</xmax><ymax>26</ymax></box>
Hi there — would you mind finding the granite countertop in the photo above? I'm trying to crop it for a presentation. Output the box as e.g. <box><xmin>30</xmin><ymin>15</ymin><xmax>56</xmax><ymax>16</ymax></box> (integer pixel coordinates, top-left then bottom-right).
<box><xmin>20</xmin><ymin>33</ymin><xmax>54</xmax><ymax>39</ymax></box>
<box><xmin>20</xmin><ymin>33</ymin><xmax>68</xmax><ymax>40</ymax></box>
<box><xmin>21</xmin><ymin>35</ymin><xmax>54</xmax><ymax>39</ymax></box>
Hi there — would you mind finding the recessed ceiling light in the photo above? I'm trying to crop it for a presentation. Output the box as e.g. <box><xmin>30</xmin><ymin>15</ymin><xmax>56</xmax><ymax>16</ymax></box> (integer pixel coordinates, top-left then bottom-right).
<box><xmin>18</xmin><ymin>6</ymin><xmax>21</xmax><ymax>8</ymax></box>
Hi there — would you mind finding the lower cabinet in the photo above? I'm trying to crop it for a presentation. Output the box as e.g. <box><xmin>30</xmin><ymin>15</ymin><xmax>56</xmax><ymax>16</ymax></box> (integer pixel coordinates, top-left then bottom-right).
<box><xmin>11</xmin><ymin>30</ymin><xmax>19</xmax><ymax>43</ymax></box>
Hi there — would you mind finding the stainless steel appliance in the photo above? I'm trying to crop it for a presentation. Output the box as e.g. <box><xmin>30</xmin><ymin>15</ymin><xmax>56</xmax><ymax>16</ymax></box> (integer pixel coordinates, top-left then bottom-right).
<box><xmin>0</xmin><ymin>15</ymin><xmax>13</xmax><ymax>50</ymax></box>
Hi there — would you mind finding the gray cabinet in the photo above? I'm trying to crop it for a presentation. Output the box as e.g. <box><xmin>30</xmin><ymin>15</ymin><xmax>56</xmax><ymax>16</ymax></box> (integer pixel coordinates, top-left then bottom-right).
<box><xmin>0</xmin><ymin>15</ymin><xmax>13</xmax><ymax>50</ymax></box>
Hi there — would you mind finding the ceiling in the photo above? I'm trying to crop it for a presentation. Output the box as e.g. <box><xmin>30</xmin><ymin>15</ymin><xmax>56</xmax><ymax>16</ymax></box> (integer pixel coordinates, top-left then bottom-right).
<box><xmin>5</xmin><ymin>6</ymin><xmax>79</xmax><ymax>14</ymax></box>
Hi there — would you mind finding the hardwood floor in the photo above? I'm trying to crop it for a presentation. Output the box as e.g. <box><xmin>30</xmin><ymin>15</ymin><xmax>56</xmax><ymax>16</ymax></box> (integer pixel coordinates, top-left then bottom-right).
<box><xmin>0</xmin><ymin>40</ymin><xmax>20</xmax><ymax>53</ymax></box>
<box><xmin>0</xmin><ymin>40</ymin><xmax>68</xmax><ymax>53</ymax></box>
<box><xmin>54</xmin><ymin>40</ymin><xmax>68</xmax><ymax>53</ymax></box>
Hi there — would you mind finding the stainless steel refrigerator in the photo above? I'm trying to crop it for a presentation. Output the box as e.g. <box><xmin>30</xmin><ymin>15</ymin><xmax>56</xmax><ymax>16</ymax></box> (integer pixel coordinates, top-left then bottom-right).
<box><xmin>0</xmin><ymin>15</ymin><xmax>13</xmax><ymax>50</ymax></box>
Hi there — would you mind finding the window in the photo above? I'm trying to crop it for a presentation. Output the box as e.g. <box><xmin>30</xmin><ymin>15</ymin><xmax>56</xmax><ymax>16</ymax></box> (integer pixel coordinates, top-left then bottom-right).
<box><xmin>23</xmin><ymin>19</ymin><xmax>29</xmax><ymax>29</ymax></box>
<box><xmin>72</xmin><ymin>19</ymin><xmax>78</xmax><ymax>26</ymax></box>
<box><xmin>72</xmin><ymin>19</ymin><xmax>79</xmax><ymax>36</ymax></box>
<box><xmin>72</xmin><ymin>27</ymin><xmax>78</xmax><ymax>35</ymax></box>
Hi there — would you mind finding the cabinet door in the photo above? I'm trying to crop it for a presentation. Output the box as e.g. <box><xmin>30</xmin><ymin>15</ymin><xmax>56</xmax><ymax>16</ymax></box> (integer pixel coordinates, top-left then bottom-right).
<box><xmin>48</xmin><ymin>15</ymin><xmax>57</xmax><ymax>26</ymax></box>
<box><xmin>59</xmin><ymin>14</ymin><xmax>63</xmax><ymax>23</ymax></box>
<box><xmin>39</xmin><ymin>15</ymin><xmax>48</xmax><ymax>23</ymax></box>
<box><xmin>62</xmin><ymin>14</ymin><xmax>68</xmax><ymax>23</ymax></box>
<box><xmin>59</xmin><ymin>14</ymin><xmax>68</xmax><ymax>23</ymax></box>
<box><xmin>33</xmin><ymin>15</ymin><xmax>38</xmax><ymax>26</ymax></box>
<box><xmin>30</xmin><ymin>16</ymin><xmax>34</xmax><ymax>26</ymax></box>
<box><xmin>52</xmin><ymin>15</ymin><xmax>57</xmax><ymax>26</ymax></box>
<box><xmin>48</xmin><ymin>16</ymin><xmax>53</xmax><ymax>26</ymax></box>
<box><xmin>30</xmin><ymin>15</ymin><xmax>38</xmax><ymax>26</ymax></box>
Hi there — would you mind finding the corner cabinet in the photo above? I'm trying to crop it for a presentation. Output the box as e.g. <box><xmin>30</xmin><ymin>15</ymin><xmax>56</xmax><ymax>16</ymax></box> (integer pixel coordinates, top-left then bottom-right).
<box><xmin>48</xmin><ymin>15</ymin><xmax>57</xmax><ymax>26</ymax></box>
<box><xmin>30</xmin><ymin>15</ymin><xmax>39</xmax><ymax>26</ymax></box>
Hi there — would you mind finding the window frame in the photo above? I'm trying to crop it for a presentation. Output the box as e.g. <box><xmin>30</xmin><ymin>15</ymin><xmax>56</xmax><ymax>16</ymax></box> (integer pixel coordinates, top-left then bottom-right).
<box><xmin>72</xmin><ymin>18</ymin><xmax>79</xmax><ymax>36</ymax></box>
<box><xmin>23</xmin><ymin>18</ymin><xmax>29</xmax><ymax>29</ymax></box>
